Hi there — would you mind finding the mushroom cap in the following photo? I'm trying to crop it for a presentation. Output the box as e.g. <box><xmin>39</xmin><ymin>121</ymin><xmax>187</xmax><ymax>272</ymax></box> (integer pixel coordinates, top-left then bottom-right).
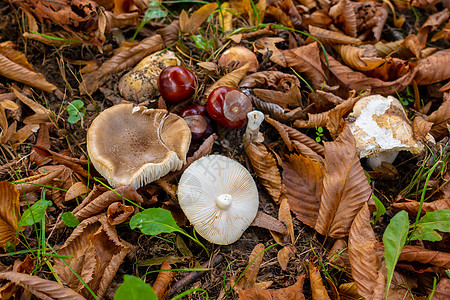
<box><xmin>346</xmin><ymin>95</ymin><xmax>424</xmax><ymax>159</ymax></box>
<box><xmin>87</xmin><ymin>103</ymin><xmax>191</xmax><ymax>189</ymax></box>
<box><xmin>178</xmin><ymin>155</ymin><xmax>259</xmax><ymax>245</ymax></box>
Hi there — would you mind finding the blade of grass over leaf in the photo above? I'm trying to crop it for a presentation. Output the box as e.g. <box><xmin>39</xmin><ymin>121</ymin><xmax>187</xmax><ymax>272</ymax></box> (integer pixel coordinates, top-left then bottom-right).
<box><xmin>382</xmin><ymin>210</ymin><xmax>409</xmax><ymax>299</ymax></box>
<box><xmin>18</xmin><ymin>199</ymin><xmax>52</xmax><ymax>227</ymax></box>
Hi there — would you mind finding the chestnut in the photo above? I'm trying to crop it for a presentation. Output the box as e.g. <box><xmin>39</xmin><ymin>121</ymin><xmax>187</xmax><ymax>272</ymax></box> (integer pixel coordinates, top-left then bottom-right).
<box><xmin>206</xmin><ymin>87</ymin><xmax>253</xmax><ymax>129</ymax></box>
<box><xmin>158</xmin><ymin>66</ymin><xmax>197</xmax><ymax>103</ymax></box>
<box><xmin>180</xmin><ymin>104</ymin><xmax>214</xmax><ymax>142</ymax></box>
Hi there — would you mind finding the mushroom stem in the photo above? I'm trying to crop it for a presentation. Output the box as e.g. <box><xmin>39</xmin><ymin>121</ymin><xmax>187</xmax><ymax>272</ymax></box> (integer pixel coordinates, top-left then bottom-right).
<box><xmin>366</xmin><ymin>151</ymin><xmax>399</xmax><ymax>169</ymax></box>
<box><xmin>244</xmin><ymin>110</ymin><xmax>264</xmax><ymax>144</ymax></box>
<box><xmin>216</xmin><ymin>194</ymin><xmax>233</xmax><ymax>209</ymax></box>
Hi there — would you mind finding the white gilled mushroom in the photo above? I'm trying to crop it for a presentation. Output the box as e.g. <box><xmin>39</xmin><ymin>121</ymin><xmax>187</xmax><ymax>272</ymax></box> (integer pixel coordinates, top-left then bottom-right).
<box><xmin>177</xmin><ymin>155</ymin><xmax>259</xmax><ymax>245</ymax></box>
<box><xmin>87</xmin><ymin>103</ymin><xmax>191</xmax><ymax>189</ymax></box>
<box><xmin>119</xmin><ymin>51</ymin><xmax>180</xmax><ymax>104</ymax></box>
<box><xmin>346</xmin><ymin>95</ymin><xmax>424</xmax><ymax>169</ymax></box>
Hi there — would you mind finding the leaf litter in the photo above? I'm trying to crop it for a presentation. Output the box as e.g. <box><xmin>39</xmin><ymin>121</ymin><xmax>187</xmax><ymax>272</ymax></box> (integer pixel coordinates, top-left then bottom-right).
<box><xmin>0</xmin><ymin>0</ymin><xmax>449</xmax><ymax>298</ymax></box>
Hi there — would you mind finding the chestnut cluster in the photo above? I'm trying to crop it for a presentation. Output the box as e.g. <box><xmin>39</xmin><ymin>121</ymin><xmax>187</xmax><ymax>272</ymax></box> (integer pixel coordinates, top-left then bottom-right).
<box><xmin>157</xmin><ymin>65</ymin><xmax>253</xmax><ymax>140</ymax></box>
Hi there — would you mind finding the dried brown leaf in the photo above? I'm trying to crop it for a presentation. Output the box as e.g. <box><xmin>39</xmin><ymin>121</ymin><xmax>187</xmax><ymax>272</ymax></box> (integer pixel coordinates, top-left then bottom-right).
<box><xmin>391</xmin><ymin>199</ymin><xmax>450</xmax><ymax>215</ymax></box>
<box><xmin>426</xmin><ymin>94</ymin><xmax>450</xmax><ymax>139</ymax></box>
<box><xmin>339</xmin><ymin>282</ymin><xmax>361</xmax><ymax>300</ymax></box>
<box><xmin>15</xmin><ymin>166</ymin><xmax>64</xmax><ymax>195</ymax></box>
<box><xmin>399</xmin><ymin>245</ymin><xmax>450</xmax><ymax>269</ymax></box>
<box><xmin>348</xmin><ymin>203</ymin><xmax>386</xmax><ymax>299</ymax></box>
<box><xmin>0</xmin><ymin>271</ymin><xmax>86</xmax><ymax>300</ymax></box>
<box><xmin>107</xmin><ymin>202</ymin><xmax>134</xmax><ymax>225</ymax></box>
<box><xmin>329</xmin><ymin>0</ymin><xmax>357</xmax><ymax>37</ymax></box>
<box><xmin>54</xmin><ymin>214</ymin><xmax>131</xmax><ymax>299</ymax></box>
<box><xmin>0</xmin><ymin>181</ymin><xmax>21</xmax><ymax>250</ymax></box>
<box><xmin>152</xmin><ymin>261</ymin><xmax>175</xmax><ymax>300</ymax></box>
<box><xmin>234</xmin><ymin>243</ymin><xmax>265</xmax><ymax>291</ymax></box>
<box><xmin>327</xmin><ymin>54</ymin><xmax>417</xmax><ymax>96</ymax></box>
<box><xmin>253</xmin><ymin>37</ymin><xmax>286</xmax><ymax>67</ymax></box>
<box><xmin>30</xmin><ymin>123</ymin><xmax>51</xmax><ymax>167</ymax></box>
<box><xmin>309</xmin><ymin>261</ymin><xmax>331</xmax><ymax>300</ymax></box>
<box><xmin>315</xmin><ymin>125</ymin><xmax>372</xmax><ymax>238</ymax></box>
<box><xmin>73</xmin><ymin>186</ymin><xmax>143</xmax><ymax>223</ymax></box>
<box><xmin>415</xmin><ymin>49</ymin><xmax>450</xmax><ymax>85</ymax></box>
<box><xmin>265</xmin><ymin>6</ymin><xmax>293</xmax><ymax>28</ymax></box>
<box><xmin>13</xmin><ymin>88</ymin><xmax>52</xmax><ymax>124</ymax></box>
<box><xmin>434</xmin><ymin>278</ymin><xmax>450</xmax><ymax>300</ymax></box>
<box><xmin>238</xmin><ymin>275</ymin><xmax>306</xmax><ymax>300</ymax></box>
<box><xmin>202</xmin><ymin>63</ymin><xmax>250</xmax><ymax>103</ymax></box>
<box><xmin>253</xmin><ymin>86</ymin><xmax>302</xmax><ymax>110</ymax></box>
<box><xmin>413</xmin><ymin>116</ymin><xmax>433</xmax><ymax>141</ymax></box>
<box><xmin>411</xmin><ymin>0</ymin><xmax>440</xmax><ymax>9</ymax></box>
<box><xmin>335</xmin><ymin>45</ymin><xmax>385</xmax><ymax>71</ymax></box>
<box><xmin>245</xmin><ymin>141</ymin><xmax>282</xmax><ymax>203</ymax></box>
<box><xmin>308</xmin><ymin>25</ymin><xmax>361</xmax><ymax>45</ymax></box>
<box><xmin>0</xmin><ymin>49</ymin><xmax>56</xmax><ymax>92</ymax></box>
<box><xmin>328</xmin><ymin>239</ymin><xmax>350</xmax><ymax>272</ymax></box>
<box><xmin>251</xmin><ymin>211</ymin><xmax>287</xmax><ymax>235</ymax></box>
<box><xmin>282</xmin><ymin>154</ymin><xmax>324</xmax><ymax>228</ymax></box>
<box><xmin>279</xmin><ymin>198</ymin><xmax>295</xmax><ymax>244</ymax></box>
<box><xmin>179</xmin><ymin>3</ymin><xmax>218</xmax><ymax>35</ymax></box>
<box><xmin>65</xmin><ymin>182</ymin><xmax>88</xmax><ymax>203</ymax></box>
<box><xmin>277</xmin><ymin>245</ymin><xmax>297</xmax><ymax>271</ymax></box>
<box><xmin>265</xmin><ymin>116</ymin><xmax>325</xmax><ymax>157</ymax></box>
<box><xmin>251</xmin><ymin>95</ymin><xmax>305</xmax><ymax>122</ymax></box>
<box><xmin>79</xmin><ymin>34</ymin><xmax>164</xmax><ymax>95</ymax></box>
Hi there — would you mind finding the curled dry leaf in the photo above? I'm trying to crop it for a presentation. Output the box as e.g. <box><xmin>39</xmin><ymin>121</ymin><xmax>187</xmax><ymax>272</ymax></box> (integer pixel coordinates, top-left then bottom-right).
<box><xmin>201</xmin><ymin>63</ymin><xmax>250</xmax><ymax>104</ymax></box>
<box><xmin>65</xmin><ymin>182</ymin><xmax>88</xmax><ymax>203</ymax></box>
<box><xmin>54</xmin><ymin>214</ymin><xmax>132</xmax><ymax>299</ymax></box>
<box><xmin>338</xmin><ymin>282</ymin><xmax>361</xmax><ymax>300</ymax></box>
<box><xmin>234</xmin><ymin>243</ymin><xmax>266</xmax><ymax>291</ymax></box>
<box><xmin>327</xmin><ymin>239</ymin><xmax>351</xmax><ymax>273</ymax></box>
<box><xmin>245</xmin><ymin>141</ymin><xmax>282</xmax><ymax>204</ymax></box>
<box><xmin>282</xmin><ymin>154</ymin><xmax>324</xmax><ymax>228</ymax></box>
<box><xmin>391</xmin><ymin>199</ymin><xmax>450</xmax><ymax>215</ymax></box>
<box><xmin>251</xmin><ymin>95</ymin><xmax>305</xmax><ymax>122</ymax></box>
<box><xmin>277</xmin><ymin>245</ymin><xmax>297</xmax><ymax>271</ymax></box>
<box><xmin>152</xmin><ymin>261</ymin><xmax>175</xmax><ymax>300</ymax></box>
<box><xmin>328</xmin><ymin>54</ymin><xmax>417</xmax><ymax>97</ymax></box>
<box><xmin>335</xmin><ymin>45</ymin><xmax>385</xmax><ymax>71</ymax></box>
<box><xmin>29</xmin><ymin>123</ymin><xmax>51</xmax><ymax>167</ymax></box>
<box><xmin>265</xmin><ymin>116</ymin><xmax>325</xmax><ymax>158</ymax></box>
<box><xmin>348</xmin><ymin>203</ymin><xmax>386</xmax><ymax>299</ymax></box>
<box><xmin>79</xmin><ymin>34</ymin><xmax>164</xmax><ymax>95</ymax></box>
<box><xmin>14</xmin><ymin>166</ymin><xmax>64</xmax><ymax>195</ymax></box>
<box><xmin>107</xmin><ymin>202</ymin><xmax>134</xmax><ymax>225</ymax></box>
<box><xmin>309</xmin><ymin>261</ymin><xmax>331</xmax><ymax>300</ymax></box>
<box><xmin>72</xmin><ymin>186</ymin><xmax>143</xmax><ymax>223</ymax></box>
<box><xmin>0</xmin><ymin>43</ymin><xmax>57</xmax><ymax>92</ymax></box>
<box><xmin>179</xmin><ymin>3</ymin><xmax>218</xmax><ymax>35</ymax></box>
<box><xmin>399</xmin><ymin>245</ymin><xmax>450</xmax><ymax>269</ymax></box>
<box><xmin>0</xmin><ymin>181</ymin><xmax>21</xmax><ymax>250</ymax></box>
<box><xmin>13</xmin><ymin>88</ymin><xmax>52</xmax><ymax>125</ymax></box>
<box><xmin>0</xmin><ymin>256</ymin><xmax>36</xmax><ymax>299</ymax></box>
<box><xmin>426</xmin><ymin>94</ymin><xmax>450</xmax><ymax>139</ymax></box>
<box><xmin>251</xmin><ymin>211</ymin><xmax>287</xmax><ymax>235</ymax></box>
<box><xmin>238</xmin><ymin>275</ymin><xmax>306</xmax><ymax>300</ymax></box>
<box><xmin>308</xmin><ymin>25</ymin><xmax>361</xmax><ymax>45</ymax></box>
<box><xmin>315</xmin><ymin>125</ymin><xmax>372</xmax><ymax>238</ymax></box>
<box><xmin>415</xmin><ymin>49</ymin><xmax>450</xmax><ymax>85</ymax></box>
<box><xmin>0</xmin><ymin>271</ymin><xmax>86</xmax><ymax>300</ymax></box>
<box><xmin>413</xmin><ymin>116</ymin><xmax>433</xmax><ymax>142</ymax></box>
<box><xmin>329</xmin><ymin>0</ymin><xmax>357</xmax><ymax>37</ymax></box>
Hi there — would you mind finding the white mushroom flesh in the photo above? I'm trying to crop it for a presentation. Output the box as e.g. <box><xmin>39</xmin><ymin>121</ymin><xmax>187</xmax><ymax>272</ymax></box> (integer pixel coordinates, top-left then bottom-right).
<box><xmin>178</xmin><ymin>155</ymin><xmax>259</xmax><ymax>245</ymax></box>
<box><xmin>347</xmin><ymin>95</ymin><xmax>424</xmax><ymax>167</ymax></box>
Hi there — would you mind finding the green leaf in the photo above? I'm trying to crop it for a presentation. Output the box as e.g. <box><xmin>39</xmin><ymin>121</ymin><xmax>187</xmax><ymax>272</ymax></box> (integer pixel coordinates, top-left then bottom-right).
<box><xmin>61</xmin><ymin>212</ymin><xmax>80</xmax><ymax>227</ymax></box>
<box><xmin>130</xmin><ymin>208</ymin><xmax>182</xmax><ymax>236</ymax></box>
<box><xmin>144</xmin><ymin>4</ymin><xmax>167</xmax><ymax>21</ymax></box>
<box><xmin>372</xmin><ymin>195</ymin><xmax>386</xmax><ymax>225</ymax></box>
<box><xmin>67</xmin><ymin>114</ymin><xmax>81</xmax><ymax>124</ymax></box>
<box><xmin>382</xmin><ymin>210</ymin><xmax>409</xmax><ymax>299</ymax></box>
<box><xmin>416</xmin><ymin>209</ymin><xmax>450</xmax><ymax>232</ymax></box>
<box><xmin>410</xmin><ymin>227</ymin><xmax>442</xmax><ymax>242</ymax></box>
<box><xmin>114</xmin><ymin>275</ymin><xmax>157</xmax><ymax>300</ymax></box>
<box><xmin>67</xmin><ymin>100</ymin><xmax>84</xmax><ymax>115</ymax></box>
<box><xmin>19</xmin><ymin>199</ymin><xmax>52</xmax><ymax>226</ymax></box>
<box><xmin>191</xmin><ymin>35</ymin><xmax>213</xmax><ymax>50</ymax></box>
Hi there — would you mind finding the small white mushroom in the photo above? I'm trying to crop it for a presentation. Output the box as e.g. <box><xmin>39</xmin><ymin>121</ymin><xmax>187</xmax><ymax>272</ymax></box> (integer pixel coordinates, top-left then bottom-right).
<box><xmin>346</xmin><ymin>94</ymin><xmax>424</xmax><ymax>169</ymax></box>
<box><xmin>177</xmin><ymin>155</ymin><xmax>259</xmax><ymax>245</ymax></box>
<box><xmin>87</xmin><ymin>103</ymin><xmax>191</xmax><ymax>188</ymax></box>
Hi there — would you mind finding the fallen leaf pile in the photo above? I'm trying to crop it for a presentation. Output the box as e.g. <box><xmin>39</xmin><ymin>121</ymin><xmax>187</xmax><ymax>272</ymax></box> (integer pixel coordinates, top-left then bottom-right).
<box><xmin>0</xmin><ymin>0</ymin><xmax>449</xmax><ymax>299</ymax></box>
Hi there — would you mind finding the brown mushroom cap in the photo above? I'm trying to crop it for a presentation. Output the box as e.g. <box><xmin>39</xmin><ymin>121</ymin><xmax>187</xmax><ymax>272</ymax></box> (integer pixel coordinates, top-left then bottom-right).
<box><xmin>87</xmin><ymin>104</ymin><xmax>191</xmax><ymax>188</ymax></box>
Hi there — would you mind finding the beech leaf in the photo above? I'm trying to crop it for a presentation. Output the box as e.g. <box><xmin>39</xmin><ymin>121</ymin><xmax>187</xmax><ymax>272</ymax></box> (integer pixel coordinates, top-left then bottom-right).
<box><xmin>382</xmin><ymin>210</ymin><xmax>409</xmax><ymax>299</ymax></box>
<box><xmin>114</xmin><ymin>275</ymin><xmax>157</xmax><ymax>300</ymax></box>
<box><xmin>314</xmin><ymin>125</ymin><xmax>372</xmax><ymax>238</ymax></box>
<box><xmin>130</xmin><ymin>208</ymin><xmax>182</xmax><ymax>236</ymax></box>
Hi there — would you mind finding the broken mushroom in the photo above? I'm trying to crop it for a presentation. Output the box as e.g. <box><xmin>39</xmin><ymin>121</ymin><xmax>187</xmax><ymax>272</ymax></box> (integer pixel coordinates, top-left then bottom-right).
<box><xmin>346</xmin><ymin>94</ymin><xmax>424</xmax><ymax>169</ymax></box>
<box><xmin>87</xmin><ymin>103</ymin><xmax>191</xmax><ymax>189</ymax></box>
<box><xmin>177</xmin><ymin>155</ymin><xmax>259</xmax><ymax>245</ymax></box>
